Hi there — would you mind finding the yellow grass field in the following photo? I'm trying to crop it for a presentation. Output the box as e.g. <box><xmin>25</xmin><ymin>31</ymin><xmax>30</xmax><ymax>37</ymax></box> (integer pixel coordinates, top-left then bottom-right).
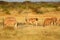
<box><xmin>0</xmin><ymin>25</ymin><xmax>60</xmax><ymax>40</ymax></box>
<box><xmin>0</xmin><ymin>11</ymin><xmax>60</xmax><ymax>40</ymax></box>
<box><xmin>0</xmin><ymin>1</ymin><xmax>60</xmax><ymax>40</ymax></box>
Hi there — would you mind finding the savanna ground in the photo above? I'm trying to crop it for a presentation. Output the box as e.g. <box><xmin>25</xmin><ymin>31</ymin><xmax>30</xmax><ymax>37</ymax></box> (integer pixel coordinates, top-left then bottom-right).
<box><xmin>0</xmin><ymin>1</ymin><xmax>60</xmax><ymax>40</ymax></box>
<box><xmin>0</xmin><ymin>12</ymin><xmax>60</xmax><ymax>40</ymax></box>
<box><xmin>0</xmin><ymin>25</ymin><xmax>60</xmax><ymax>40</ymax></box>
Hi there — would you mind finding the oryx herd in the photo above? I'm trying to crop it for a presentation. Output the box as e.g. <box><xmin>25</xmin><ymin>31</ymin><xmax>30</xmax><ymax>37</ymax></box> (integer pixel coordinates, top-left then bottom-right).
<box><xmin>0</xmin><ymin>17</ymin><xmax>60</xmax><ymax>29</ymax></box>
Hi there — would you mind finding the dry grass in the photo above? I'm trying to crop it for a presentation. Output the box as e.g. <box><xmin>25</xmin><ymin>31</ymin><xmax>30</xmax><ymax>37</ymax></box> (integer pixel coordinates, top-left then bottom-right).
<box><xmin>0</xmin><ymin>10</ymin><xmax>60</xmax><ymax>40</ymax></box>
<box><xmin>0</xmin><ymin>25</ymin><xmax>60</xmax><ymax>40</ymax></box>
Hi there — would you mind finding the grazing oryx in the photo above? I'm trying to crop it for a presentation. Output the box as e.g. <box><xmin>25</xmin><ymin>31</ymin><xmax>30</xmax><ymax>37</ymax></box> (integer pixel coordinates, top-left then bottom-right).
<box><xmin>4</xmin><ymin>17</ymin><xmax>17</xmax><ymax>29</ymax></box>
<box><xmin>43</xmin><ymin>17</ymin><xmax>57</xmax><ymax>27</ymax></box>
<box><xmin>25</xmin><ymin>18</ymin><xmax>38</xmax><ymax>26</ymax></box>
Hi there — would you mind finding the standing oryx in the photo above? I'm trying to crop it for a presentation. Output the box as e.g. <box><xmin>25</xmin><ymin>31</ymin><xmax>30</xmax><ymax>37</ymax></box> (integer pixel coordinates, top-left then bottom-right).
<box><xmin>4</xmin><ymin>17</ymin><xmax>17</xmax><ymax>29</ymax></box>
<box><xmin>25</xmin><ymin>18</ymin><xmax>38</xmax><ymax>26</ymax></box>
<box><xmin>43</xmin><ymin>17</ymin><xmax>57</xmax><ymax>27</ymax></box>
